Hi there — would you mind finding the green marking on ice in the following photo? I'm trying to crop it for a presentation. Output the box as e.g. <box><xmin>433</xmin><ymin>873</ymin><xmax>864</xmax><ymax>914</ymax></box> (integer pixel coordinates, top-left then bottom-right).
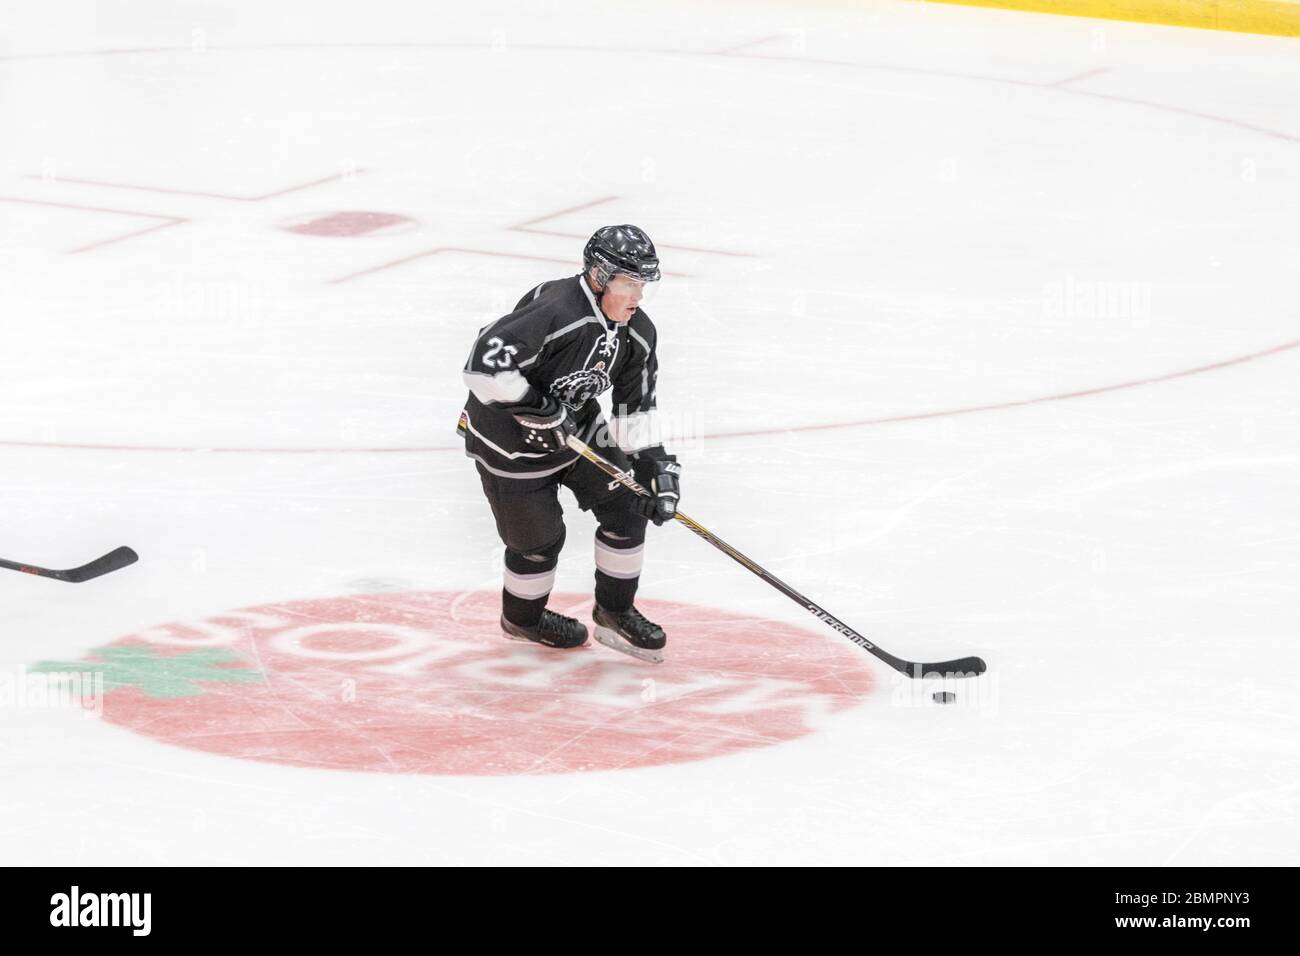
<box><xmin>30</xmin><ymin>645</ymin><xmax>263</xmax><ymax>699</ymax></box>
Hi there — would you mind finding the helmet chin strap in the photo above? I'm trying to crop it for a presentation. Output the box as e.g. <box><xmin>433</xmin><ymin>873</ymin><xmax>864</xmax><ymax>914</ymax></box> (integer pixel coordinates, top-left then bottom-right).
<box><xmin>586</xmin><ymin>269</ymin><xmax>617</xmax><ymax>327</ymax></box>
<box><xmin>590</xmin><ymin>267</ymin><xmax>618</xmax><ymax>302</ymax></box>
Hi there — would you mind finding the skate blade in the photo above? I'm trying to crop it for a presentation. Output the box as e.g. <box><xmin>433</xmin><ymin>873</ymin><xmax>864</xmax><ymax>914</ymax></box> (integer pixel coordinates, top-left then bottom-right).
<box><xmin>593</xmin><ymin>625</ymin><xmax>664</xmax><ymax>664</ymax></box>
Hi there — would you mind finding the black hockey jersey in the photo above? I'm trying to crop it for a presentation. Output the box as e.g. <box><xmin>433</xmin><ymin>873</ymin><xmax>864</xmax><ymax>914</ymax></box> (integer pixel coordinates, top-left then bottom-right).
<box><xmin>460</xmin><ymin>274</ymin><xmax>667</xmax><ymax>478</ymax></box>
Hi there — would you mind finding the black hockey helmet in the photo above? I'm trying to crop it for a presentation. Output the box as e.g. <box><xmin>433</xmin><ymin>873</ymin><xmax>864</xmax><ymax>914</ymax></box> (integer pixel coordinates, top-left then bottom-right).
<box><xmin>583</xmin><ymin>224</ymin><xmax>661</xmax><ymax>286</ymax></box>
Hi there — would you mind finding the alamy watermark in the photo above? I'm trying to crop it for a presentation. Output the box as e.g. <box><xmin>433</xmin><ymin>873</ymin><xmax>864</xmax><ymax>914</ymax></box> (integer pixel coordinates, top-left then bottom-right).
<box><xmin>150</xmin><ymin>276</ymin><xmax>268</xmax><ymax>328</ymax></box>
<box><xmin>1044</xmin><ymin>274</ymin><xmax>1153</xmax><ymax>325</ymax></box>
<box><xmin>50</xmin><ymin>886</ymin><xmax>150</xmax><ymax>936</ymax></box>
<box><xmin>0</xmin><ymin>666</ymin><xmax>104</xmax><ymax>717</ymax></box>
<box><xmin>889</xmin><ymin>669</ymin><xmax>998</xmax><ymax>714</ymax></box>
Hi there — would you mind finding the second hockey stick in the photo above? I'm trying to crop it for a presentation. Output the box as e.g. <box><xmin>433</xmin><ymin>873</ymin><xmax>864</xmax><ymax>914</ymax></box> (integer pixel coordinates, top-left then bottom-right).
<box><xmin>566</xmin><ymin>435</ymin><xmax>986</xmax><ymax>678</ymax></box>
<box><xmin>0</xmin><ymin>545</ymin><xmax>139</xmax><ymax>583</ymax></box>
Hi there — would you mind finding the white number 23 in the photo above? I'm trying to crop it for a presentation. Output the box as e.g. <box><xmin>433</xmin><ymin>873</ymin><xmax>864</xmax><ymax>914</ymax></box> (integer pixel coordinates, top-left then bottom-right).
<box><xmin>482</xmin><ymin>337</ymin><xmax>519</xmax><ymax>369</ymax></box>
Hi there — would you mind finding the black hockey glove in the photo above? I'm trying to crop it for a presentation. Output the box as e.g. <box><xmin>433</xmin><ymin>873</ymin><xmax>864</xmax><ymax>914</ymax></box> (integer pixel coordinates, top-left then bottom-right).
<box><xmin>632</xmin><ymin>456</ymin><xmax>681</xmax><ymax>525</ymax></box>
<box><xmin>512</xmin><ymin>397</ymin><xmax>576</xmax><ymax>454</ymax></box>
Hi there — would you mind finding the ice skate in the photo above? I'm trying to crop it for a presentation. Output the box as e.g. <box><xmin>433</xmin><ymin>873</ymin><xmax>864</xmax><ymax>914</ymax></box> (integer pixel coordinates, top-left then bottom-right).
<box><xmin>500</xmin><ymin>609</ymin><xmax>588</xmax><ymax>649</ymax></box>
<box><xmin>592</xmin><ymin>604</ymin><xmax>666</xmax><ymax>664</ymax></box>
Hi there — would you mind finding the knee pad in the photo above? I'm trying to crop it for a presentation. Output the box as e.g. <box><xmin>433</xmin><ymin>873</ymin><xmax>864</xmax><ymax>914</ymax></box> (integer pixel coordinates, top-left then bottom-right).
<box><xmin>596</xmin><ymin>512</ymin><xmax>646</xmax><ymax>550</ymax></box>
<box><xmin>506</xmin><ymin>525</ymin><xmax>566</xmax><ymax>571</ymax></box>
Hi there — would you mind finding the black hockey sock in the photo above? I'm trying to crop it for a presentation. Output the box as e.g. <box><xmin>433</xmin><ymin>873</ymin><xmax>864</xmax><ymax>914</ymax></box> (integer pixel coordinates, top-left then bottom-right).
<box><xmin>593</xmin><ymin>527</ymin><xmax>643</xmax><ymax>614</ymax></box>
<box><xmin>502</xmin><ymin>589</ymin><xmax>547</xmax><ymax>627</ymax></box>
<box><xmin>502</xmin><ymin>545</ymin><xmax>558</xmax><ymax>627</ymax></box>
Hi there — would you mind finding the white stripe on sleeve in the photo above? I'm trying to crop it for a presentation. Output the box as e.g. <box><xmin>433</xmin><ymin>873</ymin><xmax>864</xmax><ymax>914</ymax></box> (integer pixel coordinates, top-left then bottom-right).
<box><xmin>463</xmin><ymin>369</ymin><xmax>532</xmax><ymax>405</ymax></box>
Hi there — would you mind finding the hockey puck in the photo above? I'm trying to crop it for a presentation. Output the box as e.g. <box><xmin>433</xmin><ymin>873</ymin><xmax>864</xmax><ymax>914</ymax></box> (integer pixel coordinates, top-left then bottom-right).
<box><xmin>932</xmin><ymin>691</ymin><xmax>956</xmax><ymax>704</ymax></box>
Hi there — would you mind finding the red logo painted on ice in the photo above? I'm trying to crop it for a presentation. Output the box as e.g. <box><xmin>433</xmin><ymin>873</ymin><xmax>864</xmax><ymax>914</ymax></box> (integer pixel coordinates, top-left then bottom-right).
<box><xmin>35</xmin><ymin>592</ymin><xmax>874</xmax><ymax>775</ymax></box>
<box><xmin>278</xmin><ymin>210</ymin><xmax>417</xmax><ymax>237</ymax></box>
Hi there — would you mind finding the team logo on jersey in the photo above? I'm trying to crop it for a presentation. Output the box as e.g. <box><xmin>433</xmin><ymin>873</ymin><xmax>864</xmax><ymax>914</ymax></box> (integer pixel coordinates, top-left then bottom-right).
<box><xmin>551</xmin><ymin>367</ymin><xmax>611</xmax><ymax>410</ymax></box>
<box><xmin>549</xmin><ymin>332</ymin><xmax>620</xmax><ymax>410</ymax></box>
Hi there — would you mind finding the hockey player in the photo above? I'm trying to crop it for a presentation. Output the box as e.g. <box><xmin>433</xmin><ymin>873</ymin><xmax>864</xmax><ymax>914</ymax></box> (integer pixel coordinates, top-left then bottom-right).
<box><xmin>458</xmin><ymin>225</ymin><xmax>681</xmax><ymax>663</ymax></box>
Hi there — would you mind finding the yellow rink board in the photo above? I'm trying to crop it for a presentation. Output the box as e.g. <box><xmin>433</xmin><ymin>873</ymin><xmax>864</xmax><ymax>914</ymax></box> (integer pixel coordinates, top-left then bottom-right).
<box><xmin>920</xmin><ymin>0</ymin><xmax>1300</xmax><ymax>36</ymax></box>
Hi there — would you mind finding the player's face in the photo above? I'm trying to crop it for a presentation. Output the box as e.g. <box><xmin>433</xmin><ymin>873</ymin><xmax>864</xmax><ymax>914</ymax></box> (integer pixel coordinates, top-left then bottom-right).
<box><xmin>601</xmin><ymin>273</ymin><xmax>654</xmax><ymax>323</ymax></box>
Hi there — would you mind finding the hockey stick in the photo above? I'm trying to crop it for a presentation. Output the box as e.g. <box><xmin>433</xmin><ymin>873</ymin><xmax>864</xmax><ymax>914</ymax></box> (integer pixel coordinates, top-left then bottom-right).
<box><xmin>0</xmin><ymin>546</ymin><xmax>139</xmax><ymax>583</ymax></box>
<box><xmin>566</xmin><ymin>435</ymin><xmax>986</xmax><ymax>678</ymax></box>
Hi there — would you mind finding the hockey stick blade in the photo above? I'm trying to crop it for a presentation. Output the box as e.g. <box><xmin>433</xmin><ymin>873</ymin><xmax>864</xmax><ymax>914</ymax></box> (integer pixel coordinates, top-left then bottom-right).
<box><xmin>62</xmin><ymin>545</ymin><xmax>139</xmax><ymax>582</ymax></box>
<box><xmin>0</xmin><ymin>545</ymin><xmax>139</xmax><ymax>582</ymax></box>
<box><xmin>899</xmin><ymin>656</ymin><xmax>988</xmax><ymax>679</ymax></box>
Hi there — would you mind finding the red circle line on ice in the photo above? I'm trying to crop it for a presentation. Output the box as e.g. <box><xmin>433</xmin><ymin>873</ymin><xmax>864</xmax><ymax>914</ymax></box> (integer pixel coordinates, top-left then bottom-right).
<box><xmin>47</xmin><ymin>591</ymin><xmax>875</xmax><ymax>775</ymax></box>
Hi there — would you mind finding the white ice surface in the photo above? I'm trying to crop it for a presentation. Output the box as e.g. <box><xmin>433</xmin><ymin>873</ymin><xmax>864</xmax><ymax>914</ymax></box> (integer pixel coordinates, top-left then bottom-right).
<box><xmin>1</xmin><ymin>0</ymin><xmax>1298</xmax><ymax>865</ymax></box>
